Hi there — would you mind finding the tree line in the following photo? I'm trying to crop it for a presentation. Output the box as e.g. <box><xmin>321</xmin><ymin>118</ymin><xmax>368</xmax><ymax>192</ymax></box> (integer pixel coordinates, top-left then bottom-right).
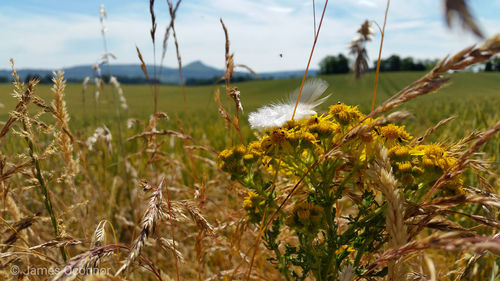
<box><xmin>485</xmin><ymin>57</ymin><xmax>500</xmax><ymax>71</ymax></box>
<box><xmin>319</xmin><ymin>53</ymin><xmax>490</xmax><ymax>75</ymax></box>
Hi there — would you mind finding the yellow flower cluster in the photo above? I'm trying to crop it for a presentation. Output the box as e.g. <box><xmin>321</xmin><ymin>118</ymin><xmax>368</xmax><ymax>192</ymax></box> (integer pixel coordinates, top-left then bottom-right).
<box><xmin>388</xmin><ymin>143</ymin><xmax>462</xmax><ymax>194</ymax></box>
<box><xmin>329</xmin><ymin>103</ymin><xmax>363</xmax><ymax>124</ymax></box>
<box><xmin>379</xmin><ymin>124</ymin><xmax>412</xmax><ymax>142</ymax></box>
<box><xmin>242</xmin><ymin>191</ymin><xmax>266</xmax><ymax>223</ymax></box>
<box><xmin>218</xmin><ymin>102</ymin><xmax>462</xmax><ymax>219</ymax></box>
<box><xmin>412</xmin><ymin>144</ymin><xmax>456</xmax><ymax>170</ymax></box>
<box><xmin>217</xmin><ymin>144</ymin><xmax>247</xmax><ymax>174</ymax></box>
<box><xmin>219</xmin><ymin>103</ymin><xmax>366</xmax><ymax>169</ymax></box>
<box><xmin>389</xmin><ymin>144</ymin><xmax>457</xmax><ymax>175</ymax></box>
<box><xmin>285</xmin><ymin>202</ymin><xmax>323</xmax><ymax>234</ymax></box>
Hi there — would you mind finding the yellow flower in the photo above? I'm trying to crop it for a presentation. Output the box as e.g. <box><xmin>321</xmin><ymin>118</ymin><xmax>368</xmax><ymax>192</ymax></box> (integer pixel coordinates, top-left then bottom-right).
<box><xmin>423</xmin><ymin>144</ymin><xmax>445</xmax><ymax>157</ymax></box>
<box><xmin>300</xmin><ymin>131</ymin><xmax>318</xmax><ymax>148</ymax></box>
<box><xmin>243</xmin><ymin>191</ymin><xmax>266</xmax><ymax>223</ymax></box>
<box><xmin>218</xmin><ymin>148</ymin><xmax>234</xmax><ymax>161</ymax></box>
<box><xmin>217</xmin><ymin>145</ymin><xmax>247</xmax><ymax>173</ymax></box>
<box><xmin>261</xmin><ymin>128</ymin><xmax>293</xmax><ymax>155</ymax></box>
<box><xmin>306</xmin><ymin>115</ymin><xmax>321</xmax><ymax>126</ymax></box>
<box><xmin>411</xmin><ymin>166</ymin><xmax>424</xmax><ymax>175</ymax></box>
<box><xmin>396</xmin><ymin>161</ymin><xmax>412</xmax><ymax>172</ymax></box>
<box><xmin>286</xmin><ymin>202</ymin><xmax>323</xmax><ymax>234</ymax></box>
<box><xmin>328</xmin><ymin>103</ymin><xmax>349</xmax><ymax>115</ymax></box>
<box><xmin>328</xmin><ymin>103</ymin><xmax>363</xmax><ymax>124</ymax></box>
<box><xmin>336</xmin><ymin>244</ymin><xmax>355</xmax><ymax>255</ymax></box>
<box><xmin>283</xmin><ymin>119</ymin><xmax>301</xmax><ymax>129</ymax></box>
<box><xmin>388</xmin><ymin>145</ymin><xmax>410</xmax><ymax>158</ymax></box>
<box><xmin>287</xmin><ymin>128</ymin><xmax>317</xmax><ymax>149</ymax></box>
<box><xmin>248</xmin><ymin>141</ymin><xmax>262</xmax><ymax>156</ymax></box>
<box><xmin>243</xmin><ymin>191</ymin><xmax>262</xmax><ymax>207</ymax></box>
<box><xmin>359</xmin><ymin>148</ymin><xmax>368</xmax><ymax>162</ymax></box>
<box><xmin>410</xmin><ymin>144</ymin><xmax>457</xmax><ymax>171</ymax></box>
<box><xmin>441</xmin><ymin>177</ymin><xmax>465</xmax><ymax>196</ymax></box>
<box><xmin>379</xmin><ymin>124</ymin><xmax>412</xmax><ymax>142</ymax></box>
<box><xmin>421</xmin><ymin>156</ymin><xmax>435</xmax><ymax>167</ymax></box>
<box><xmin>412</xmin><ymin>144</ymin><xmax>444</xmax><ymax>158</ymax></box>
<box><xmin>307</xmin><ymin>115</ymin><xmax>340</xmax><ymax>137</ymax></box>
<box><xmin>218</xmin><ymin>145</ymin><xmax>246</xmax><ymax>162</ymax></box>
<box><xmin>244</xmin><ymin>141</ymin><xmax>263</xmax><ymax>164</ymax></box>
<box><xmin>401</xmin><ymin>174</ymin><xmax>415</xmax><ymax>185</ymax></box>
<box><xmin>260</xmin><ymin>136</ymin><xmax>273</xmax><ymax>151</ymax></box>
<box><xmin>437</xmin><ymin>156</ymin><xmax>456</xmax><ymax>170</ymax></box>
<box><xmin>270</xmin><ymin>128</ymin><xmax>287</xmax><ymax>143</ymax></box>
<box><xmin>243</xmin><ymin>153</ymin><xmax>256</xmax><ymax>163</ymax></box>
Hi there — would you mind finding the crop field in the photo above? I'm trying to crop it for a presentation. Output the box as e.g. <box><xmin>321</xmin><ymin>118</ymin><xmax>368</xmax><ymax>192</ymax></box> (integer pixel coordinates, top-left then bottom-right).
<box><xmin>1</xmin><ymin>71</ymin><xmax>498</xmax><ymax>149</ymax></box>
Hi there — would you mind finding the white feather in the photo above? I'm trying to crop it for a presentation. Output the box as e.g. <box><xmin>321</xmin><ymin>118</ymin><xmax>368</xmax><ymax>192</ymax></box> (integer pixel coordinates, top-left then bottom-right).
<box><xmin>248</xmin><ymin>79</ymin><xmax>330</xmax><ymax>129</ymax></box>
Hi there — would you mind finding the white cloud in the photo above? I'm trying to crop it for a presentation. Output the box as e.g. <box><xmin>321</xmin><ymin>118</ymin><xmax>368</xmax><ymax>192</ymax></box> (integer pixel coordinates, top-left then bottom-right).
<box><xmin>0</xmin><ymin>0</ymin><xmax>498</xmax><ymax>72</ymax></box>
<box><xmin>357</xmin><ymin>1</ymin><xmax>377</xmax><ymax>8</ymax></box>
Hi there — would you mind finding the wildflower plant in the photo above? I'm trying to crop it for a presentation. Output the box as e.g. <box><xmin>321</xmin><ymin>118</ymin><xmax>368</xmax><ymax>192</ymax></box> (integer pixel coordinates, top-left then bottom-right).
<box><xmin>217</xmin><ymin>78</ymin><xmax>485</xmax><ymax>280</ymax></box>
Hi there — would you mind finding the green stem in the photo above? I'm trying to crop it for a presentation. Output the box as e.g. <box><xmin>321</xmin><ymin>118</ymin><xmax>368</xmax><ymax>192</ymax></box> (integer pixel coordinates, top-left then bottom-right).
<box><xmin>23</xmin><ymin>124</ymin><xmax>67</xmax><ymax>263</ymax></box>
<box><xmin>317</xmin><ymin>200</ymin><xmax>338</xmax><ymax>281</ymax></box>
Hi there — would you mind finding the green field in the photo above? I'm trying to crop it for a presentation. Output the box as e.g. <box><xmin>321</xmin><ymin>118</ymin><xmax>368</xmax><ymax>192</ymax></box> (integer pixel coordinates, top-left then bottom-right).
<box><xmin>1</xmin><ymin>71</ymin><xmax>499</xmax><ymax>152</ymax></box>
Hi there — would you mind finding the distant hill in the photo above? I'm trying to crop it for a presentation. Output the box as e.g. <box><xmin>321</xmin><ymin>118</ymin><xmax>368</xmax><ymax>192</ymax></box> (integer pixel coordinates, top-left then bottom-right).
<box><xmin>0</xmin><ymin>61</ymin><xmax>317</xmax><ymax>83</ymax></box>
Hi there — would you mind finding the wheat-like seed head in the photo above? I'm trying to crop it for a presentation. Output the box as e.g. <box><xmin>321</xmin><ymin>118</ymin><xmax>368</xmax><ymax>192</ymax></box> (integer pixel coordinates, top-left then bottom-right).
<box><xmin>51</xmin><ymin>71</ymin><xmax>78</xmax><ymax>185</ymax></box>
<box><xmin>114</xmin><ymin>179</ymin><xmax>164</xmax><ymax>276</ymax></box>
<box><xmin>367</xmin><ymin>145</ymin><xmax>408</xmax><ymax>280</ymax></box>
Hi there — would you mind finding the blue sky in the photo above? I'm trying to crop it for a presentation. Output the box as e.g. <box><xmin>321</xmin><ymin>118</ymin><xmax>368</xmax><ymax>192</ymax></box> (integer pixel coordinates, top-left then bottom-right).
<box><xmin>1</xmin><ymin>0</ymin><xmax>499</xmax><ymax>72</ymax></box>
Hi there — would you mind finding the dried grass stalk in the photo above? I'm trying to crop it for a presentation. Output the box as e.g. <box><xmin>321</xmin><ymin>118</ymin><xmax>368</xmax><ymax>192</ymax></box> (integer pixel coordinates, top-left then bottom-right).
<box><xmin>4</xmin><ymin>192</ymin><xmax>22</xmax><ymax>223</ymax></box>
<box><xmin>0</xmin><ymin>160</ymin><xmax>31</xmax><ymax>181</ymax></box>
<box><xmin>114</xmin><ymin>179</ymin><xmax>164</xmax><ymax>276</ymax></box>
<box><xmin>135</xmin><ymin>46</ymin><xmax>152</xmax><ymax>87</ymax></box>
<box><xmin>52</xmin><ymin>245</ymin><xmax>119</xmax><ymax>281</ymax></box>
<box><xmin>0</xmin><ymin>61</ymin><xmax>37</xmax><ymax>139</ymax></box>
<box><xmin>178</xmin><ymin>200</ymin><xmax>216</xmax><ymax>236</ymax></box>
<box><xmin>345</xmin><ymin>111</ymin><xmax>411</xmax><ymax>141</ymax></box>
<box><xmin>349</xmin><ymin>20</ymin><xmax>374</xmax><ymax>79</ymax></box>
<box><xmin>158</xmin><ymin>237</ymin><xmax>184</xmax><ymax>263</ymax></box>
<box><xmin>149</xmin><ymin>0</ymin><xmax>157</xmax><ymax>43</ymax></box>
<box><xmin>411</xmin><ymin>116</ymin><xmax>456</xmax><ymax>145</ymax></box>
<box><xmin>83</xmin><ymin>274</ymin><xmax>126</xmax><ymax>281</ymax></box>
<box><xmin>218</xmin><ymin>19</ymin><xmax>244</xmax><ymax>143</ymax></box>
<box><xmin>127</xmin><ymin>129</ymin><xmax>192</xmax><ymax>142</ymax></box>
<box><xmin>376</xmin><ymin>232</ymin><xmax>500</xmax><ymax>266</ymax></box>
<box><xmin>367</xmin><ymin>145</ymin><xmax>408</xmax><ymax>280</ymax></box>
<box><xmin>160</xmin><ymin>0</ymin><xmax>181</xmax><ymax>64</ymax></box>
<box><xmin>2</xmin><ymin>215</ymin><xmax>38</xmax><ymax>251</ymax></box>
<box><xmin>91</xmin><ymin>220</ymin><xmax>108</xmax><ymax>248</ymax></box>
<box><xmin>368</xmin><ymin>34</ymin><xmax>500</xmax><ymax>118</ymax></box>
<box><xmin>166</xmin><ymin>0</ymin><xmax>188</xmax><ymax>117</ymax></box>
<box><xmin>424</xmin><ymin>120</ymin><xmax>500</xmax><ymax>199</ymax></box>
<box><xmin>29</xmin><ymin>238</ymin><xmax>82</xmax><ymax>251</ymax></box>
<box><xmin>445</xmin><ymin>0</ymin><xmax>484</xmax><ymax>38</ymax></box>
<box><xmin>51</xmin><ymin>71</ymin><xmax>78</xmax><ymax>184</ymax></box>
